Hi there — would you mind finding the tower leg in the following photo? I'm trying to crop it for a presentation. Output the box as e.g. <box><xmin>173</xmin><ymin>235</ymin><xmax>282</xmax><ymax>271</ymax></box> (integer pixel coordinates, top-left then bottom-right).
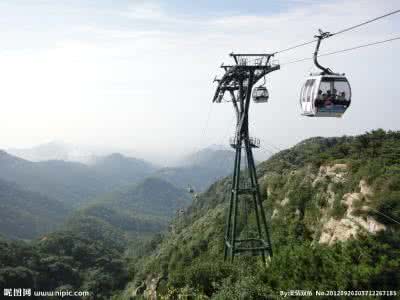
<box><xmin>230</xmin><ymin>142</ymin><xmax>242</xmax><ymax>262</ymax></box>
<box><xmin>244</xmin><ymin>140</ymin><xmax>267</xmax><ymax>264</ymax></box>
<box><xmin>248</xmin><ymin>146</ymin><xmax>273</xmax><ymax>258</ymax></box>
<box><xmin>224</xmin><ymin>146</ymin><xmax>240</xmax><ymax>260</ymax></box>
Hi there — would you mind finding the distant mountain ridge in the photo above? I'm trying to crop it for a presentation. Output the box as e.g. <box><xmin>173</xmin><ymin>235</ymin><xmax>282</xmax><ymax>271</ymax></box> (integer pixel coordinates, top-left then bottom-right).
<box><xmin>154</xmin><ymin>148</ymin><xmax>235</xmax><ymax>191</ymax></box>
<box><xmin>7</xmin><ymin>141</ymin><xmax>91</xmax><ymax>163</ymax></box>
<box><xmin>0</xmin><ymin>150</ymin><xmax>156</xmax><ymax>207</ymax></box>
<box><xmin>90</xmin><ymin>153</ymin><xmax>157</xmax><ymax>186</ymax></box>
<box><xmin>181</xmin><ymin>148</ymin><xmax>234</xmax><ymax>168</ymax></box>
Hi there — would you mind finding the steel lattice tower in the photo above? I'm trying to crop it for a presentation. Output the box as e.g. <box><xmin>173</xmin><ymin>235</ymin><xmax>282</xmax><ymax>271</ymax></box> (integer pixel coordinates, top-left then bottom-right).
<box><xmin>212</xmin><ymin>53</ymin><xmax>280</xmax><ymax>263</ymax></box>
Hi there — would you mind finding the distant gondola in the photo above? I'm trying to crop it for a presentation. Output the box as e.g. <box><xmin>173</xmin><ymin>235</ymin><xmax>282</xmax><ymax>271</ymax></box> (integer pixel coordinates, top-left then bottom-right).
<box><xmin>253</xmin><ymin>76</ymin><xmax>269</xmax><ymax>103</ymax></box>
<box><xmin>187</xmin><ymin>185</ymin><xmax>194</xmax><ymax>194</ymax></box>
<box><xmin>253</xmin><ymin>86</ymin><xmax>269</xmax><ymax>103</ymax></box>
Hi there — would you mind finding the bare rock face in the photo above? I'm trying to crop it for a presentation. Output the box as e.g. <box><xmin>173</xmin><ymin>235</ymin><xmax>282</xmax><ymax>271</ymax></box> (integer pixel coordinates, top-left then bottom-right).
<box><xmin>272</xmin><ymin>209</ymin><xmax>279</xmax><ymax>219</ymax></box>
<box><xmin>326</xmin><ymin>183</ymin><xmax>336</xmax><ymax>205</ymax></box>
<box><xmin>359</xmin><ymin>179</ymin><xmax>373</xmax><ymax>196</ymax></box>
<box><xmin>143</xmin><ymin>274</ymin><xmax>163</xmax><ymax>300</ymax></box>
<box><xmin>313</xmin><ymin>164</ymin><xmax>348</xmax><ymax>189</ymax></box>
<box><xmin>280</xmin><ymin>197</ymin><xmax>290</xmax><ymax>206</ymax></box>
<box><xmin>319</xmin><ymin>179</ymin><xmax>385</xmax><ymax>245</ymax></box>
<box><xmin>319</xmin><ymin>218</ymin><xmax>358</xmax><ymax>244</ymax></box>
<box><xmin>267</xmin><ymin>163</ymin><xmax>385</xmax><ymax>246</ymax></box>
<box><xmin>132</xmin><ymin>282</ymin><xmax>146</xmax><ymax>298</ymax></box>
<box><xmin>131</xmin><ymin>274</ymin><xmax>164</xmax><ymax>299</ymax></box>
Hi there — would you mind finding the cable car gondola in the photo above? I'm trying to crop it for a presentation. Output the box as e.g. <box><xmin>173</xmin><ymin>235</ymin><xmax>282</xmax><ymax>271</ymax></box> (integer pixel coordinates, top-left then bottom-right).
<box><xmin>187</xmin><ymin>185</ymin><xmax>198</xmax><ymax>200</ymax></box>
<box><xmin>253</xmin><ymin>77</ymin><xmax>269</xmax><ymax>103</ymax></box>
<box><xmin>187</xmin><ymin>185</ymin><xmax>194</xmax><ymax>194</ymax></box>
<box><xmin>300</xmin><ymin>30</ymin><xmax>351</xmax><ymax>118</ymax></box>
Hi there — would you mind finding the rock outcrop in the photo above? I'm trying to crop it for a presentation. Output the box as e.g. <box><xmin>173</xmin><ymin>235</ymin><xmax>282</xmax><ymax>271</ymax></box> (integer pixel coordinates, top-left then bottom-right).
<box><xmin>319</xmin><ymin>179</ymin><xmax>386</xmax><ymax>245</ymax></box>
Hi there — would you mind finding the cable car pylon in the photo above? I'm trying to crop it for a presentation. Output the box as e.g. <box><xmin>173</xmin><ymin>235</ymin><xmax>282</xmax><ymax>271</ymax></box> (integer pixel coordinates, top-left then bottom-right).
<box><xmin>212</xmin><ymin>52</ymin><xmax>279</xmax><ymax>263</ymax></box>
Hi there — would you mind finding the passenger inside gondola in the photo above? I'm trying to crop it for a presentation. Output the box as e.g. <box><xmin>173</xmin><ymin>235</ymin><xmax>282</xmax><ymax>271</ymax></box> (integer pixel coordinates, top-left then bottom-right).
<box><xmin>324</xmin><ymin>90</ymin><xmax>333</xmax><ymax>107</ymax></box>
<box><xmin>341</xmin><ymin>93</ymin><xmax>346</xmax><ymax>103</ymax></box>
<box><xmin>331</xmin><ymin>89</ymin><xmax>337</xmax><ymax>103</ymax></box>
<box><xmin>336</xmin><ymin>92</ymin><xmax>346</xmax><ymax>105</ymax></box>
<box><xmin>315</xmin><ymin>90</ymin><xmax>324</xmax><ymax>108</ymax></box>
<box><xmin>334</xmin><ymin>79</ymin><xmax>351</xmax><ymax>106</ymax></box>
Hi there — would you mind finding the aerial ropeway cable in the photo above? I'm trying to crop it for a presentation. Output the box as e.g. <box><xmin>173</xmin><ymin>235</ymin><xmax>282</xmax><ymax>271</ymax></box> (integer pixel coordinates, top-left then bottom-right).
<box><xmin>281</xmin><ymin>36</ymin><xmax>400</xmax><ymax>66</ymax></box>
<box><xmin>274</xmin><ymin>8</ymin><xmax>400</xmax><ymax>55</ymax></box>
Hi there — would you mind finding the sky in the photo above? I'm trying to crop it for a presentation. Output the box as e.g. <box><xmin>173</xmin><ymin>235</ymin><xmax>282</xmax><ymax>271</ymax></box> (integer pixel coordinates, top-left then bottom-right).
<box><xmin>0</xmin><ymin>0</ymin><xmax>399</xmax><ymax>165</ymax></box>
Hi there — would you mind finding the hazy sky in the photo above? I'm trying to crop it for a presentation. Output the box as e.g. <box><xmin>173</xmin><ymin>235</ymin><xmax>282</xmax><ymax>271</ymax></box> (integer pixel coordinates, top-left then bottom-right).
<box><xmin>1</xmin><ymin>0</ymin><xmax>399</xmax><ymax>164</ymax></box>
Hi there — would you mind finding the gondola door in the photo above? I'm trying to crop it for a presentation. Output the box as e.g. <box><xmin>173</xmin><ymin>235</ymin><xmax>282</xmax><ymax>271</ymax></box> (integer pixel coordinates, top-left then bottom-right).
<box><xmin>301</xmin><ymin>78</ymin><xmax>316</xmax><ymax>116</ymax></box>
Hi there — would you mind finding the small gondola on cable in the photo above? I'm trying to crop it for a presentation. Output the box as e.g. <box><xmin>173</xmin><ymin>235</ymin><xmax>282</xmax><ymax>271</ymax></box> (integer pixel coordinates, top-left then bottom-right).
<box><xmin>187</xmin><ymin>184</ymin><xmax>198</xmax><ymax>199</ymax></box>
<box><xmin>187</xmin><ymin>185</ymin><xmax>194</xmax><ymax>194</ymax></box>
<box><xmin>252</xmin><ymin>76</ymin><xmax>269</xmax><ymax>103</ymax></box>
<box><xmin>300</xmin><ymin>30</ymin><xmax>352</xmax><ymax>117</ymax></box>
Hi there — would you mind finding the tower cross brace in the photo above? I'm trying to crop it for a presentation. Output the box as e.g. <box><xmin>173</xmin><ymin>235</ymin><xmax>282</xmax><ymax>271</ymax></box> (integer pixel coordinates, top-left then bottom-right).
<box><xmin>212</xmin><ymin>53</ymin><xmax>280</xmax><ymax>263</ymax></box>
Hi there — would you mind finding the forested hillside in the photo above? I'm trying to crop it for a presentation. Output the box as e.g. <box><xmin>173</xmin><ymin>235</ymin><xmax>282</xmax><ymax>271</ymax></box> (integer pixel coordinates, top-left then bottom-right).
<box><xmin>0</xmin><ymin>216</ymin><xmax>128</xmax><ymax>299</ymax></box>
<box><xmin>0</xmin><ymin>179</ymin><xmax>71</xmax><ymax>239</ymax></box>
<box><xmin>75</xmin><ymin>177</ymin><xmax>191</xmax><ymax>237</ymax></box>
<box><xmin>0</xmin><ymin>177</ymin><xmax>191</xmax><ymax>298</ymax></box>
<box><xmin>121</xmin><ymin>130</ymin><xmax>400</xmax><ymax>299</ymax></box>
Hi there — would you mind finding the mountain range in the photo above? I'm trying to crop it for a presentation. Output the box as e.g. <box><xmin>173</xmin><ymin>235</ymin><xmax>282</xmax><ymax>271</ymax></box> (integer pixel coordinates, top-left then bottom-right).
<box><xmin>2</xmin><ymin>144</ymin><xmax>236</xmax><ymax>197</ymax></box>
<box><xmin>0</xmin><ymin>146</ymin><xmax>233</xmax><ymax>240</ymax></box>
<box><xmin>0</xmin><ymin>150</ymin><xmax>148</xmax><ymax>207</ymax></box>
